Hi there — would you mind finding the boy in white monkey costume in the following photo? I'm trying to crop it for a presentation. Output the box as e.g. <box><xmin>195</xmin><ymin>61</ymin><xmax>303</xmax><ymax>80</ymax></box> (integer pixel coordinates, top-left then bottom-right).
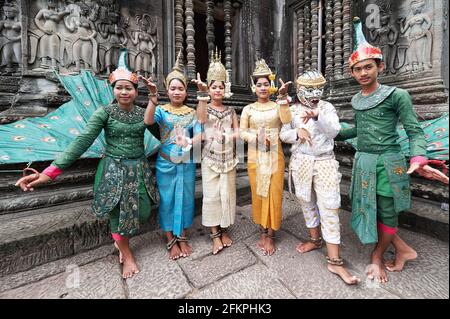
<box><xmin>280</xmin><ymin>70</ymin><xmax>359</xmax><ymax>285</ymax></box>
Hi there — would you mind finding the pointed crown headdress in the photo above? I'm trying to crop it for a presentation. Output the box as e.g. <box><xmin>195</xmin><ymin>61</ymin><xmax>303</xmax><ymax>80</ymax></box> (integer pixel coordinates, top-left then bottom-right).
<box><xmin>207</xmin><ymin>48</ymin><xmax>233</xmax><ymax>98</ymax></box>
<box><xmin>250</xmin><ymin>59</ymin><xmax>277</xmax><ymax>94</ymax></box>
<box><xmin>165</xmin><ymin>50</ymin><xmax>187</xmax><ymax>89</ymax></box>
<box><xmin>349</xmin><ymin>17</ymin><xmax>383</xmax><ymax>68</ymax></box>
<box><xmin>296</xmin><ymin>70</ymin><xmax>327</xmax><ymax>89</ymax></box>
<box><xmin>108</xmin><ymin>49</ymin><xmax>138</xmax><ymax>86</ymax></box>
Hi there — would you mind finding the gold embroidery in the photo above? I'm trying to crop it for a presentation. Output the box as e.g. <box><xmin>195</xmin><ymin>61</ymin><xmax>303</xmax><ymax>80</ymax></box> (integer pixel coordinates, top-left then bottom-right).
<box><xmin>394</xmin><ymin>167</ymin><xmax>405</xmax><ymax>176</ymax></box>
<box><xmin>251</xmin><ymin>101</ymin><xmax>278</xmax><ymax>112</ymax></box>
<box><xmin>160</xmin><ymin>104</ymin><xmax>195</xmax><ymax>116</ymax></box>
<box><xmin>361</xmin><ymin>181</ymin><xmax>369</xmax><ymax>189</ymax></box>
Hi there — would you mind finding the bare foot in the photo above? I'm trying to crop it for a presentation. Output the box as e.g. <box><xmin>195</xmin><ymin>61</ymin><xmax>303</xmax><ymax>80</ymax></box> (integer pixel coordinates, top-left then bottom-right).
<box><xmin>328</xmin><ymin>264</ymin><xmax>360</xmax><ymax>285</ymax></box>
<box><xmin>121</xmin><ymin>254</ymin><xmax>140</xmax><ymax>279</ymax></box>
<box><xmin>264</xmin><ymin>237</ymin><xmax>276</xmax><ymax>256</ymax></box>
<box><xmin>257</xmin><ymin>234</ymin><xmax>266</xmax><ymax>251</ymax></box>
<box><xmin>367</xmin><ymin>253</ymin><xmax>388</xmax><ymax>283</ymax></box>
<box><xmin>212</xmin><ymin>237</ymin><xmax>224</xmax><ymax>255</ymax></box>
<box><xmin>384</xmin><ymin>249</ymin><xmax>418</xmax><ymax>272</ymax></box>
<box><xmin>178</xmin><ymin>241</ymin><xmax>193</xmax><ymax>257</ymax></box>
<box><xmin>169</xmin><ymin>242</ymin><xmax>182</xmax><ymax>260</ymax></box>
<box><xmin>114</xmin><ymin>242</ymin><xmax>123</xmax><ymax>264</ymax></box>
<box><xmin>221</xmin><ymin>232</ymin><xmax>233</xmax><ymax>247</ymax></box>
<box><xmin>296</xmin><ymin>241</ymin><xmax>322</xmax><ymax>254</ymax></box>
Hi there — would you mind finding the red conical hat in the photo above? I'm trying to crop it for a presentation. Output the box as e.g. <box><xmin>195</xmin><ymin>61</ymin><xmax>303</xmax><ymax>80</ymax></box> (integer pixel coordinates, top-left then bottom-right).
<box><xmin>349</xmin><ymin>17</ymin><xmax>383</xmax><ymax>68</ymax></box>
<box><xmin>108</xmin><ymin>49</ymin><xmax>139</xmax><ymax>85</ymax></box>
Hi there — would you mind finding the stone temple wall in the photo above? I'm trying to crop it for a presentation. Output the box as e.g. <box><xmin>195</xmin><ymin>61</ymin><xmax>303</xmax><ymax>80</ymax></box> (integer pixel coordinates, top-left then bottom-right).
<box><xmin>0</xmin><ymin>0</ymin><xmax>163</xmax><ymax>123</ymax></box>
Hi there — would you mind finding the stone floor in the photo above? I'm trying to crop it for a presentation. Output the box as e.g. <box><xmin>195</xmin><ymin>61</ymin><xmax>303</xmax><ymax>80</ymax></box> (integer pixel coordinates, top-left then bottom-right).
<box><xmin>0</xmin><ymin>192</ymin><xmax>448</xmax><ymax>300</ymax></box>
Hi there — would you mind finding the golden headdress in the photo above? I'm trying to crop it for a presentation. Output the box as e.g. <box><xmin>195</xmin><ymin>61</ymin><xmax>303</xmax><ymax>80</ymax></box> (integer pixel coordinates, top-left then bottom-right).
<box><xmin>207</xmin><ymin>49</ymin><xmax>233</xmax><ymax>98</ymax></box>
<box><xmin>165</xmin><ymin>50</ymin><xmax>187</xmax><ymax>89</ymax></box>
<box><xmin>250</xmin><ymin>59</ymin><xmax>277</xmax><ymax>94</ymax></box>
<box><xmin>108</xmin><ymin>49</ymin><xmax>138</xmax><ymax>86</ymax></box>
<box><xmin>296</xmin><ymin>70</ymin><xmax>327</xmax><ymax>89</ymax></box>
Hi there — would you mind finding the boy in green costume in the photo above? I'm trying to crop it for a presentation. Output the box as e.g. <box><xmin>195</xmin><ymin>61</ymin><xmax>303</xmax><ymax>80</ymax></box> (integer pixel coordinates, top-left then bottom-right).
<box><xmin>337</xmin><ymin>18</ymin><xmax>449</xmax><ymax>283</ymax></box>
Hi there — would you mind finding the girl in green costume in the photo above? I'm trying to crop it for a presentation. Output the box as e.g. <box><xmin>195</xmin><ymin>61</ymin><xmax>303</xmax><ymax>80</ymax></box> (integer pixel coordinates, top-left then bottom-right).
<box><xmin>15</xmin><ymin>50</ymin><xmax>159</xmax><ymax>279</ymax></box>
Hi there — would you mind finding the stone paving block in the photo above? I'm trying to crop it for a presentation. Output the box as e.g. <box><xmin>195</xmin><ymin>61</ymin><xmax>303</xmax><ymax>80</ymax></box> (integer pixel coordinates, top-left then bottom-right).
<box><xmin>0</xmin><ymin>244</ymin><xmax>115</xmax><ymax>293</ymax></box>
<box><xmin>126</xmin><ymin>246</ymin><xmax>192</xmax><ymax>299</ymax></box>
<box><xmin>243</xmin><ymin>231</ymin><xmax>400</xmax><ymax>299</ymax></box>
<box><xmin>340</xmin><ymin>230</ymin><xmax>449</xmax><ymax>299</ymax></box>
<box><xmin>188</xmin><ymin>264</ymin><xmax>295</xmax><ymax>299</ymax></box>
<box><xmin>178</xmin><ymin>242</ymin><xmax>257</xmax><ymax>289</ymax></box>
<box><xmin>168</xmin><ymin>213</ymin><xmax>259</xmax><ymax>262</ymax></box>
<box><xmin>128</xmin><ymin>230</ymin><xmax>166</xmax><ymax>257</ymax></box>
<box><xmin>238</xmin><ymin>192</ymin><xmax>309</xmax><ymax>222</ymax></box>
<box><xmin>0</xmin><ymin>256</ymin><xmax>125</xmax><ymax>299</ymax></box>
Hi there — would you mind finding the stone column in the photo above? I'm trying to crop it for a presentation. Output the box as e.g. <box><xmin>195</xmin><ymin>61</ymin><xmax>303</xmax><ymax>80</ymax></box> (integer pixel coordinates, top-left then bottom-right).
<box><xmin>325</xmin><ymin>0</ymin><xmax>334</xmax><ymax>80</ymax></box>
<box><xmin>206</xmin><ymin>0</ymin><xmax>215</xmax><ymax>54</ymax></box>
<box><xmin>311</xmin><ymin>0</ymin><xmax>319</xmax><ymax>71</ymax></box>
<box><xmin>342</xmin><ymin>0</ymin><xmax>351</xmax><ymax>76</ymax></box>
<box><xmin>333</xmin><ymin>0</ymin><xmax>343</xmax><ymax>79</ymax></box>
<box><xmin>304</xmin><ymin>4</ymin><xmax>311</xmax><ymax>71</ymax></box>
<box><xmin>224</xmin><ymin>0</ymin><xmax>232</xmax><ymax>75</ymax></box>
<box><xmin>174</xmin><ymin>0</ymin><xmax>185</xmax><ymax>60</ymax></box>
<box><xmin>297</xmin><ymin>7</ymin><xmax>305</xmax><ymax>75</ymax></box>
<box><xmin>185</xmin><ymin>0</ymin><xmax>196</xmax><ymax>79</ymax></box>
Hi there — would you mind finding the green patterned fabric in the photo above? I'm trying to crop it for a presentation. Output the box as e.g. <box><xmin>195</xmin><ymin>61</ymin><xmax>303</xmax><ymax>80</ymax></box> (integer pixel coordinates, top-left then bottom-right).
<box><xmin>338</xmin><ymin>85</ymin><xmax>431</xmax><ymax>245</ymax></box>
<box><xmin>349</xmin><ymin>152</ymin><xmax>378</xmax><ymax>244</ymax></box>
<box><xmin>340</xmin><ymin>113</ymin><xmax>449</xmax><ymax>161</ymax></box>
<box><xmin>351</xmin><ymin>85</ymin><xmax>396</xmax><ymax>111</ymax></box>
<box><xmin>397</xmin><ymin>113</ymin><xmax>449</xmax><ymax>161</ymax></box>
<box><xmin>350</xmin><ymin>152</ymin><xmax>411</xmax><ymax>244</ymax></box>
<box><xmin>52</xmin><ymin>104</ymin><xmax>151</xmax><ymax>170</ymax></box>
<box><xmin>337</xmin><ymin>87</ymin><xmax>427</xmax><ymax>156</ymax></box>
<box><xmin>0</xmin><ymin>70</ymin><xmax>160</xmax><ymax>165</ymax></box>
<box><xmin>93</xmin><ymin>156</ymin><xmax>159</xmax><ymax>236</ymax></box>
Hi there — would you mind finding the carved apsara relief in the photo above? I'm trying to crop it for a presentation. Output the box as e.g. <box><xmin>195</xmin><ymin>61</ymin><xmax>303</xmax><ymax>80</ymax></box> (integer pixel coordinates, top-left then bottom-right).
<box><xmin>0</xmin><ymin>0</ymin><xmax>22</xmax><ymax>74</ymax></box>
<box><xmin>23</xmin><ymin>0</ymin><xmax>157</xmax><ymax>77</ymax></box>
<box><xmin>366</xmin><ymin>0</ymin><xmax>433</xmax><ymax>74</ymax></box>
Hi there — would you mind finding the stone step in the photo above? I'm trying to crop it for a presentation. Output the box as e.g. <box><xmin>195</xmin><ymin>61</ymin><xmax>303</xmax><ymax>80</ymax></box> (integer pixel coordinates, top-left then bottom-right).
<box><xmin>0</xmin><ymin>171</ymin><xmax>251</xmax><ymax>278</ymax></box>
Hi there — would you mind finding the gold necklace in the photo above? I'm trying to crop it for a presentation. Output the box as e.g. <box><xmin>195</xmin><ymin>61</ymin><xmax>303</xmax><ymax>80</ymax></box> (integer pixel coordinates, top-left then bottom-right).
<box><xmin>161</xmin><ymin>103</ymin><xmax>194</xmax><ymax>116</ymax></box>
<box><xmin>253</xmin><ymin>101</ymin><xmax>276</xmax><ymax>112</ymax></box>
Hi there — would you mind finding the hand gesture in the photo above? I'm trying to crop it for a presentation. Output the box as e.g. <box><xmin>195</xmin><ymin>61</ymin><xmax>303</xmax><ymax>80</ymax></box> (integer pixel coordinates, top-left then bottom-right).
<box><xmin>278</xmin><ymin>78</ymin><xmax>293</xmax><ymax>96</ymax></box>
<box><xmin>140</xmin><ymin>75</ymin><xmax>158</xmax><ymax>95</ymax></box>
<box><xmin>174</xmin><ymin>125</ymin><xmax>188</xmax><ymax>148</ymax></box>
<box><xmin>301</xmin><ymin>108</ymin><xmax>319</xmax><ymax>124</ymax></box>
<box><xmin>297</xmin><ymin>128</ymin><xmax>312</xmax><ymax>146</ymax></box>
<box><xmin>191</xmin><ymin>73</ymin><xmax>208</xmax><ymax>93</ymax></box>
<box><xmin>210</xmin><ymin>120</ymin><xmax>224</xmax><ymax>143</ymax></box>
<box><xmin>15</xmin><ymin>169</ymin><xmax>51</xmax><ymax>192</ymax></box>
<box><xmin>257</xmin><ymin>127</ymin><xmax>270</xmax><ymax>147</ymax></box>
<box><xmin>407</xmin><ymin>163</ymin><xmax>449</xmax><ymax>184</ymax></box>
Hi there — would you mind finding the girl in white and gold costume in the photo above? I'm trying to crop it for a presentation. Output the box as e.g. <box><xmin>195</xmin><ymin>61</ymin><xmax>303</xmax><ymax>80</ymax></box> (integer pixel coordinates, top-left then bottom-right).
<box><xmin>280</xmin><ymin>70</ymin><xmax>359</xmax><ymax>284</ymax></box>
<box><xmin>239</xmin><ymin>59</ymin><xmax>292</xmax><ymax>256</ymax></box>
<box><xmin>194</xmin><ymin>51</ymin><xmax>239</xmax><ymax>255</ymax></box>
